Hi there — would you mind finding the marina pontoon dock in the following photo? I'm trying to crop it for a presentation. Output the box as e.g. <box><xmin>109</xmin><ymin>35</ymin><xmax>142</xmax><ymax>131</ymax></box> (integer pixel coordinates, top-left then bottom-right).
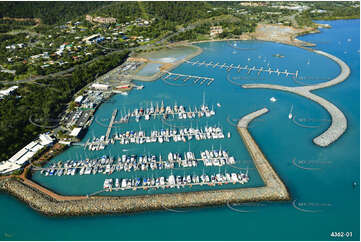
<box><xmin>185</xmin><ymin>60</ymin><xmax>299</xmax><ymax>78</ymax></box>
<box><xmin>35</xmin><ymin>148</ymin><xmax>239</xmax><ymax>175</ymax></box>
<box><xmin>105</xmin><ymin>109</ymin><xmax>117</xmax><ymax>142</ymax></box>
<box><xmin>161</xmin><ymin>71</ymin><xmax>215</xmax><ymax>86</ymax></box>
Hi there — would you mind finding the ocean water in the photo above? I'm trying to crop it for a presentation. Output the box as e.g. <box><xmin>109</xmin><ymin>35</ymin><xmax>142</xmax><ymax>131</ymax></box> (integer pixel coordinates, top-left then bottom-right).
<box><xmin>0</xmin><ymin>19</ymin><xmax>359</xmax><ymax>241</ymax></box>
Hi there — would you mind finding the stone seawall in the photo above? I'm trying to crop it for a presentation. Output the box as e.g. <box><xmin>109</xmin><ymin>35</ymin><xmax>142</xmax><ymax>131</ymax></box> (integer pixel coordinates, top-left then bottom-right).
<box><xmin>0</xmin><ymin>108</ymin><xmax>290</xmax><ymax>216</ymax></box>
<box><xmin>242</xmin><ymin>49</ymin><xmax>350</xmax><ymax>147</ymax></box>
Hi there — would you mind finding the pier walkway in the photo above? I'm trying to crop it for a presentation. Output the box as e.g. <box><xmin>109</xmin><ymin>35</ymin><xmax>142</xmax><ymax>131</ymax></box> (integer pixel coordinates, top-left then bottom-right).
<box><xmin>185</xmin><ymin>60</ymin><xmax>298</xmax><ymax>78</ymax></box>
<box><xmin>242</xmin><ymin>50</ymin><xmax>350</xmax><ymax>147</ymax></box>
<box><xmin>161</xmin><ymin>71</ymin><xmax>215</xmax><ymax>86</ymax></box>
<box><xmin>105</xmin><ymin>109</ymin><xmax>117</xmax><ymax>142</ymax></box>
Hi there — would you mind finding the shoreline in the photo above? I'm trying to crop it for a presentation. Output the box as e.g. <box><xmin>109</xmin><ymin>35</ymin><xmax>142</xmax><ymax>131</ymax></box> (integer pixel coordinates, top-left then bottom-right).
<box><xmin>129</xmin><ymin>24</ymin><xmax>320</xmax><ymax>84</ymax></box>
<box><xmin>0</xmin><ymin>108</ymin><xmax>290</xmax><ymax>216</ymax></box>
<box><xmin>130</xmin><ymin>44</ymin><xmax>203</xmax><ymax>82</ymax></box>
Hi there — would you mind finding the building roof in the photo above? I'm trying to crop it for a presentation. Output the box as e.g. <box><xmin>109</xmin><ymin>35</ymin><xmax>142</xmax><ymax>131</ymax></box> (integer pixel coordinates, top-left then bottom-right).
<box><xmin>30</xmin><ymin>144</ymin><xmax>43</xmax><ymax>153</ymax></box>
<box><xmin>0</xmin><ymin>86</ymin><xmax>18</xmax><ymax>96</ymax></box>
<box><xmin>8</xmin><ymin>147</ymin><xmax>28</xmax><ymax>163</ymax></box>
<box><xmin>0</xmin><ymin>161</ymin><xmax>21</xmax><ymax>174</ymax></box>
<box><xmin>39</xmin><ymin>134</ymin><xmax>54</xmax><ymax>146</ymax></box>
<box><xmin>15</xmin><ymin>152</ymin><xmax>34</xmax><ymax>165</ymax></box>
<box><xmin>70</xmin><ymin>127</ymin><xmax>82</xmax><ymax>137</ymax></box>
<box><xmin>92</xmin><ymin>83</ymin><xmax>109</xmax><ymax>89</ymax></box>
<box><xmin>24</xmin><ymin>141</ymin><xmax>38</xmax><ymax>151</ymax></box>
<box><xmin>82</xmin><ymin>34</ymin><xmax>100</xmax><ymax>42</ymax></box>
<box><xmin>75</xmin><ymin>95</ymin><xmax>84</xmax><ymax>103</ymax></box>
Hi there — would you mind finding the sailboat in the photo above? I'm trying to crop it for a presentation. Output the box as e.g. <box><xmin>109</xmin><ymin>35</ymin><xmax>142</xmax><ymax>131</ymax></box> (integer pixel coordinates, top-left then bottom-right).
<box><xmin>288</xmin><ymin>105</ymin><xmax>293</xmax><ymax>120</ymax></box>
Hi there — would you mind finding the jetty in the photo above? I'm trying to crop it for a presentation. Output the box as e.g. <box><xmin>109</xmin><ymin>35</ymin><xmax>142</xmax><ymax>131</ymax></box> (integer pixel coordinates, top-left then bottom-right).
<box><xmin>0</xmin><ymin>108</ymin><xmax>290</xmax><ymax>216</ymax></box>
<box><xmin>185</xmin><ymin>60</ymin><xmax>298</xmax><ymax>78</ymax></box>
<box><xmin>161</xmin><ymin>71</ymin><xmax>215</xmax><ymax>86</ymax></box>
<box><xmin>242</xmin><ymin>49</ymin><xmax>350</xmax><ymax>147</ymax></box>
<box><xmin>105</xmin><ymin>109</ymin><xmax>117</xmax><ymax>142</ymax></box>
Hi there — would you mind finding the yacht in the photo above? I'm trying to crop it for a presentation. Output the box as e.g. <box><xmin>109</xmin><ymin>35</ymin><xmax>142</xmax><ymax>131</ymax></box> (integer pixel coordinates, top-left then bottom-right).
<box><xmin>289</xmin><ymin>105</ymin><xmax>293</xmax><ymax>119</ymax></box>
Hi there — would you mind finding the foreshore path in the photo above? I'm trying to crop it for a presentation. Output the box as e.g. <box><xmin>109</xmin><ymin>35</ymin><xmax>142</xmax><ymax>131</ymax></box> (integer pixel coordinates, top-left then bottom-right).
<box><xmin>242</xmin><ymin>49</ymin><xmax>350</xmax><ymax>147</ymax></box>
<box><xmin>0</xmin><ymin>108</ymin><xmax>290</xmax><ymax>216</ymax></box>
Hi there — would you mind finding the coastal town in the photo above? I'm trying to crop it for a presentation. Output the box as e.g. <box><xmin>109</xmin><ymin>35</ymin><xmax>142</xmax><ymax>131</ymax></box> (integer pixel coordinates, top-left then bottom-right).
<box><xmin>0</xmin><ymin>3</ymin><xmax>359</xmax><ymax>241</ymax></box>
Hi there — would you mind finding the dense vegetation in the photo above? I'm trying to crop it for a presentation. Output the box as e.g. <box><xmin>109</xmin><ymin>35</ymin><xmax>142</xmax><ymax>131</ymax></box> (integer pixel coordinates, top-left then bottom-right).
<box><xmin>309</xmin><ymin>1</ymin><xmax>360</xmax><ymax>20</ymax></box>
<box><xmin>0</xmin><ymin>50</ymin><xmax>129</xmax><ymax>161</ymax></box>
<box><xmin>0</xmin><ymin>2</ymin><xmax>112</xmax><ymax>25</ymax></box>
<box><xmin>0</xmin><ymin>19</ymin><xmax>37</xmax><ymax>33</ymax></box>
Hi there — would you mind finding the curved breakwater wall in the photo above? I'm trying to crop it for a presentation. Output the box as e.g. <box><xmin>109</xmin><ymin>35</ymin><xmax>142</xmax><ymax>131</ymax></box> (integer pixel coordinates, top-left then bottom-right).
<box><xmin>242</xmin><ymin>49</ymin><xmax>350</xmax><ymax>147</ymax></box>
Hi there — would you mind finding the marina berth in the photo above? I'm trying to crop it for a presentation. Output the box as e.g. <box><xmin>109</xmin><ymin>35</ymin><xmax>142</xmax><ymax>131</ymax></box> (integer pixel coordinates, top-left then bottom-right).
<box><xmin>113</xmin><ymin>102</ymin><xmax>216</xmax><ymax>124</ymax></box>
<box><xmin>102</xmin><ymin>170</ymin><xmax>250</xmax><ymax>192</ymax></box>
<box><xmin>85</xmin><ymin>125</ymin><xmax>228</xmax><ymax>151</ymax></box>
<box><xmin>36</xmin><ymin>148</ymin><xmax>237</xmax><ymax>176</ymax></box>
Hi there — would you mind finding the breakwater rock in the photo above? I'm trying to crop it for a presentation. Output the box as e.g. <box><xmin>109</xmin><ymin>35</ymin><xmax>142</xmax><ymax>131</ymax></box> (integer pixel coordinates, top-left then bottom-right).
<box><xmin>242</xmin><ymin>49</ymin><xmax>350</xmax><ymax>147</ymax></box>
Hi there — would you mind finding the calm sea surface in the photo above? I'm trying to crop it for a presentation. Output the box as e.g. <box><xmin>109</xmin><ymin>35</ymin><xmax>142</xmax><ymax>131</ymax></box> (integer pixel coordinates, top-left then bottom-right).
<box><xmin>0</xmin><ymin>20</ymin><xmax>359</xmax><ymax>241</ymax></box>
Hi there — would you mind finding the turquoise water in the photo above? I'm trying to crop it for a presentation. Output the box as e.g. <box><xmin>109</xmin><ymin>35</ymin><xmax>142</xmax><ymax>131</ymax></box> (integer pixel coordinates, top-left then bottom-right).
<box><xmin>0</xmin><ymin>20</ymin><xmax>359</xmax><ymax>241</ymax></box>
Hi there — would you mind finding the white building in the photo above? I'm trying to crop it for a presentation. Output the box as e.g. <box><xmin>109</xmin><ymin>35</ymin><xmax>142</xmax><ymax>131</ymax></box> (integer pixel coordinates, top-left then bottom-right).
<box><xmin>0</xmin><ymin>161</ymin><xmax>21</xmax><ymax>174</ymax></box>
<box><xmin>91</xmin><ymin>83</ymin><xmax>109</xmax><ymax>90</ymax></box>
<box><xmin>69</xmin><ymin>127</ymin><xmax>82</xmax><ymax>137</ymax></box>
<box><xmin>82</xmin><ymin>34</ymin><xmax>100</xmax><ymax>44</ymax></box>
<box><xmin>210</xmin><ymin>26</ymin><xmax>223</xmax><ymax>37</ymax></box>
<box><xmin>7</xmin><ymin>137</ymin><xmax>49</xmax><ymax>170</ymax></box>
<box><xmin>74</xmin><ymin>95</ymin><xmax>84</xmax><ymax>104</ymax></box>
<box><xmin>39</xmin><ymin>133</ymin><xmax>54</xmax><ymax>146</ymax></box>
<box><xmin>0</xmin><ymin>86</ymin><xmax>18</xmax><ymax>97</ymax></box>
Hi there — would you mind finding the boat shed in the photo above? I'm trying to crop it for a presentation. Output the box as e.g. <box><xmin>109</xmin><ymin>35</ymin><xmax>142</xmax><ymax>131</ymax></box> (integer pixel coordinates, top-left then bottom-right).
<box><xmin>39</xmin><ymin>134</ymin><xmax>54</xmax><ymax>146</ymax></box>
<box><xmin>70</xmin><ymin>127</ymin><xmax>82</xmax><ymax>137</ymax></box>
<box><xmin>74</xmin><ymin>95</ymin><xmax>84</xmax><ymax>104</ymax></box>
<box><xmin>0</xmin><ymin>161</ymin><xmax>21</xmax><ymax>174</ymax></box>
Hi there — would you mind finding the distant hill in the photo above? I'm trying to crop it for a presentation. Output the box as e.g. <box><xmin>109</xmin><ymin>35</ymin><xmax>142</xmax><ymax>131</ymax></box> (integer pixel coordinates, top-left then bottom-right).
<box><xmin>0</xmin><ymin>2</ymin><xmax>111</xmax><ymax>25</ymax></box>
<box><xmin>0</xmin><ymin>2</ymin><xmax>220</xmax><ymax>26</ymax></box>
